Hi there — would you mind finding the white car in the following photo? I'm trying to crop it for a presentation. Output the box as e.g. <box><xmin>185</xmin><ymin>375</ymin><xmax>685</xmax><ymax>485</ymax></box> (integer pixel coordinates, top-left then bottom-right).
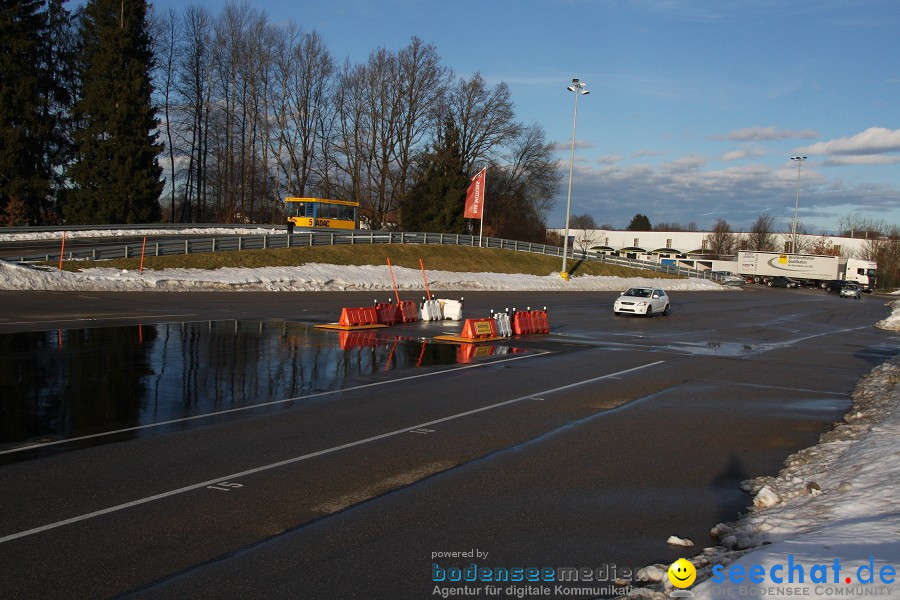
<box><xmin>839</xmin><ymin>282</ymin><xmax>862</xmax><ymax>299</ymax></box>
<box><xmin>613</xmin><ymin>287</ymin><xmax>670</xmax><ymax>317</ymax></box>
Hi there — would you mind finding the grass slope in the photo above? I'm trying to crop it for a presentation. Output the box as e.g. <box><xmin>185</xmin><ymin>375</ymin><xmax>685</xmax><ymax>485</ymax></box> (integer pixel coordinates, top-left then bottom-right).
<box><xmin>60</xmin><ymin>244</ymin><xmax>682</xmax><ymax>279</ymax></box>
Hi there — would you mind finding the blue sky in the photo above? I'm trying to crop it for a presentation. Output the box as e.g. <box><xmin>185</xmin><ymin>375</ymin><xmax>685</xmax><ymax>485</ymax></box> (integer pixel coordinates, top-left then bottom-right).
<box><xmin>150</xmin><ymin>0</ymin><xmax>900</xmax><ymax>233</ymax></box>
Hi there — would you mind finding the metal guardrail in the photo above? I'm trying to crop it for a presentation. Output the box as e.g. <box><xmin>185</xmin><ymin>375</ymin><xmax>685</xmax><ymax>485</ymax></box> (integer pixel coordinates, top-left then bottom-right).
<box><xmin>5</xmin><ymin>227</ymin><xmax>723</xmax><ymax>282</ymax></box>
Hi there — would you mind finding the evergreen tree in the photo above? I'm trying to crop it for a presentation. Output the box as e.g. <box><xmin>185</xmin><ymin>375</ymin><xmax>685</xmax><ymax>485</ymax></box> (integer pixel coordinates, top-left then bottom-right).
<box><xmin>626</xmin><ymin>213</ymin><xmax>652</xmax><ymax>231</ymax></box>
<box><xmin>38</xmin><ymin>0</ymin><xmax>77</xmax><ymax>222</ymax></box>
<box><xmin>400</xmin><ymin>119</ymin><xmax>469</xmax><ymax>233</ymax></box>
<box><xmin>66</xmin><ymin>0</ymin><xmax>162</xmax><ymax>224</ymax></box>
<box><xmin>0</xmin><ymin>0</ymin><xmax>49</xmax><ymax>224</ymax></box>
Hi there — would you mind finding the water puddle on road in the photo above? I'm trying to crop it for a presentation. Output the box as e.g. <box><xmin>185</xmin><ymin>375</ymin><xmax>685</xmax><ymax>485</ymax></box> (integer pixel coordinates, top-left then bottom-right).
<box><xmin>0</xmin><ymin>321</ymin><xmax>527</xmax><ymax>454</ymax></box>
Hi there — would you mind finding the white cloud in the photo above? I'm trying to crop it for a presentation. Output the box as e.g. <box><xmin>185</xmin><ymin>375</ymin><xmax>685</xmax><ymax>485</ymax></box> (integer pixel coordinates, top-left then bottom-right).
<box><xmin>554</xmin><ymin>139</ymin><xmax>594</xmax><ymax>152</ymax></box>
<box><xmin>823</xmin><ymin>155</ymin><xmax>900</xmax><ymax>166</ymax></box>
<box><xmin>717</xmin><ymin>126</ymin><xmax>819</xmax><ymax>142</ymax></box>
<box><xmin>722</xmin><ymin>147</ymin><xmax>766</xmax><ymax>162</ymax></box>
<box><xmin>796</xmin><ymin>127</ymin><xmax>900</xmax><ymax>156</ymax></box>
<box><xmin>596</xmin><ymin>155</ymin><xmax>623</xmax><ymax>165</ymax></box>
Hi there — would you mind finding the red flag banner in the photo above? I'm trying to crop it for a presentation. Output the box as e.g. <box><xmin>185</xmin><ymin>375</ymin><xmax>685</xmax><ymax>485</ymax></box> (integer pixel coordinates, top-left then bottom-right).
<box><xmin>464</xmin><ymin>168</ymin><xmax>486</xmax><ymax>220</ymax></box>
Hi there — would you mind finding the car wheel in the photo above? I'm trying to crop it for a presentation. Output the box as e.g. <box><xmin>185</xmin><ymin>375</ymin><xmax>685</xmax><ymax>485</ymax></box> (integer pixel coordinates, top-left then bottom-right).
<box><xmin>767</xmin><ymin>281</ymin><xmax>773</xmax><ymax>287</ymax></box>
<box><xmin>663</xmin><ymin>304</ymin><xmax>670</xmax><ymax>316</ymax></box>
<box><xmin>645</xmin><ymin>306</ymin><xmax>652</xmax><ymax>318</ymax></box>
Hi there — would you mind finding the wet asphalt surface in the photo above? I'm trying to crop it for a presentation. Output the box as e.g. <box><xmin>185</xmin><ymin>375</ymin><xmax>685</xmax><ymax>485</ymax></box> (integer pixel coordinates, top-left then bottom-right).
<box><xmin>0</xmin><ymin>287</ymin><xmax>897</xmax><ymax>599</ymax></box>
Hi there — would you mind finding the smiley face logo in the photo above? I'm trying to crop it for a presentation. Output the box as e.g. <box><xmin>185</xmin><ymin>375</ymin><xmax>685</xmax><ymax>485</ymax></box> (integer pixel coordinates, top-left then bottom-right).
<box><xmin>668</xmin><ymin>558</ymin><xmax>696</xmax><ymax>588</ymax></box>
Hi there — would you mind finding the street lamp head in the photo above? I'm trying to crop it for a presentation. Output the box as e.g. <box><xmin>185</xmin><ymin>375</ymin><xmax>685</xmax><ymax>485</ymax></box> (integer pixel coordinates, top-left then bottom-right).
<box><xmin>572</xmin><ymin>78</ymin><xmax>579</xmax><ymax>84</ymax></box>
<box><xmin>582</xmin><ymin>90</ymin><xmax>590</xmax><ymax>95</ymax></box>
<box><xmin>791</xmin><ymin>156</ymin><xmax>807</xmax><ymax>161</ymax></box>
<box><xmin>566</xmin><ymin>85</ymin><xmax>575</xmax><ymax>92</ymax></box>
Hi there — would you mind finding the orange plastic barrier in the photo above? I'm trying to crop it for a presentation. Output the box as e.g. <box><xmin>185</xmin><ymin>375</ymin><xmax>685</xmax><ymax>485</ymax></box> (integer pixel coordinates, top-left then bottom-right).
<box><xmin>457</xmin><ymin>344</ymin><xmax>497</xmax><ymax>364</ymax></box>
<box><xmin>338</xmin><ymin>307</ymin><xmax>378</xmax><ymax>327</ymax></box>
<box><xmin>394</xmin><ymin>300</ymin><xmax>419</xmax><ymax>323</ymax></box>
<box><xmin>532</xmin><ymin>309</ymin><xmax>550</xmax><ymax>333</ymax></box>
<box><xmin>461</xmin><ymin>318</ymin><xmax>499</xmax><ymax>339</ymax></box>
<box><xmin>374</xmin><ymin>302</ymin><xmax>397</xmax><ymax>325</ymax></box>
<box><xmin>512</xmin><ymin>311</ymin><xmax>533</xmax><ymax>335</ymax></box>
<box><xmin>510</xmin><ymin>309</ymin><xmax>550</xmax><ymax>335</ymax></box>
<box><xmin>338</xmin><ymin>330</ymin><xmax>381</xmax><ymax>350</ymax></box>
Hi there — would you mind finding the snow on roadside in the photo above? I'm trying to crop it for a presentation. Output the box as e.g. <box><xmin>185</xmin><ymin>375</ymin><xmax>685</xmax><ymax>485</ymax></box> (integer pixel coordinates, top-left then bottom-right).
<box><xmin>875</xmin><ymin>299</ymin><xmax>900</xmax><ymax>331</ymax></box>
<box><xmin>0</xmin><ymin>227</ymin><xmax>281</xmax><ymax>241</ymax></box>
<box><xmin>627</xmin><ymin>299</ymin><xmax>900</xmax><ymax>600</ymax></box>
<box><xmin>0</xmin><ymin>260</ymin><xmax>729</xmax><ymax>293</ymax></box>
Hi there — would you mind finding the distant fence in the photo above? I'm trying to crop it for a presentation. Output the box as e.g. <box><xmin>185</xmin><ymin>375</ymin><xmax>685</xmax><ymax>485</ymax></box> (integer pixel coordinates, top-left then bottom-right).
<box><xmin>4</xmin><ymin>225</ymin><xmax>726</xmax><ymax>281</ymax></box>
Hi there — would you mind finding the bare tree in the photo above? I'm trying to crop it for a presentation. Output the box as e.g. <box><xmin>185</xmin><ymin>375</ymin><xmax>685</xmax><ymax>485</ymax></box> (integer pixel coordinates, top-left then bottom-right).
<box><xmin>705</xmin><ymin>219</ymin><xmax>737</xmax><ymax>256</ymax></box>
<box><xmin>783</xmin><ymin>220</ymin><xmax>812</xmax><ymax>253</ymax></box>
<box><xmin>569</xmin><ymin>213</ymin><xmax>596</xmax><ymax>253</ymax></box>
<box><xmin>176</xmin><ymin>5</ymin><xmax>213</xmax><ymax>222</ymax></box>
<box><xmin>153</xmin><ymin>8</ymin><xmax>180</xmax><ymax>222</ymax></box>
<box><xmin>444</xmin><ymin>73</ymin><xmax>520</xmax><ymax>172</ymax></box>
<box><xmin>271</xmin><ymin>26</ymin><xmax>333</xmax><ymax>202</ymax></box>
<box><xmin>332</xmin><ymin>38</ymin><xmax>447</xmax><ymax>229</ymax></box>
<box><xmin>839</xmin><ymin>213</ymin><xmax>885</xmax><ymax>239</ymax></box>
<box><xmin>486</xmin><ymin>123</ymin><xmax>561</xmax><ymax>242</ymax></box>
<box><xmin>809</xmin><ymin>234</ymin><xmax>842</xmax><ymax>256</ymax></box>
<box><xmin>859</xmin><ymin>226</ymin><xmax>900</xmax><ymax>289</ymax></box>
<box><xmin>746</xmin><ymin>213</ymin><xmax>777</xmax><ymax>251</ymax></box>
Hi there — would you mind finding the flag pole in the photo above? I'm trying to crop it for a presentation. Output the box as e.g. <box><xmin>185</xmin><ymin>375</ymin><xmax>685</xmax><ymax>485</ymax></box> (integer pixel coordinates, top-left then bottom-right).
<box><xmin>478</xmin><ymin>169</ymin><xmax>486</xmax><ymax>247</ymax></box>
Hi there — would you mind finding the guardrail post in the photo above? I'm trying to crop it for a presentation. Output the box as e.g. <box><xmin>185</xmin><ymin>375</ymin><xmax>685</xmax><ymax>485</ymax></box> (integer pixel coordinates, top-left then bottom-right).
<box><xmin>238</xmin><ymin>236</ymin><xmax>243</xmax><ymax>251</ymax></box>
<box><xmin>155</xmin><ymin>242</ymin><xmax>160</xmax><ymax>256</ymax></box>
<box><xmin>212</xmin><ymin>238</ymin><xmax>216</xmax><ymax>252</ymax></box>
<box><xmin>263</xmin><ymin>235</ymin><xmax>267</xmax><ymax>250</ymax></box>
<box><xmin>185</xmin><ymin>240</ymin><xmax>189</xmax><ymax>254</ymax></box>
<box><xmin>124</xmin><ymin>245</ymin><xmax>129</xmax><ymax>259</ymax></box>
<box><xmin>92</xmin><ymin>249</ymin><xmax>97</xmax><ymax>260</ymax></box>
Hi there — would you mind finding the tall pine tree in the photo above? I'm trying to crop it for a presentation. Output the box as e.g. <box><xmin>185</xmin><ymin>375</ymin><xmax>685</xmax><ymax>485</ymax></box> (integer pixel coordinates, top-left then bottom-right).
<box><xmin>0</xmin><ymin>0</ymin><xmax>49</xmax><ymax>224</ymax></box>
<box><xmin>66</xmin><ymin>0</ymin><xmax>162</xmax><ymax>224</ymax></box>
<box><xmin>400</xmin><ymin>119</ymin><xmax>469</xmax><ymax>233</ymax></box>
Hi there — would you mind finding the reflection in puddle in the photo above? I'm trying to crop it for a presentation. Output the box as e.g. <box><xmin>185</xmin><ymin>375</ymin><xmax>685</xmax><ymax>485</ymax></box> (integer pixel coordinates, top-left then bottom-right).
<box><xmin>0</xmin><ymin>321</ymin><xmax>527</xmax><ymax>452</ymax></box>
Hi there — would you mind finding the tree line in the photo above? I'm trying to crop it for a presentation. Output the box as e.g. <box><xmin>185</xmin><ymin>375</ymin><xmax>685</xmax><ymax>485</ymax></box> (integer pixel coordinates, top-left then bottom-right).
<box><xmin>1</xmin><ymin>0</ymin><xmax>560</xmax><ymax>242</ymax></box>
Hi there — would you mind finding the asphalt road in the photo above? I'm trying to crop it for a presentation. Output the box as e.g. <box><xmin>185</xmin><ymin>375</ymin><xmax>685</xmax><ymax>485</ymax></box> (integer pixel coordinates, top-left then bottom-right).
<box><xmin>0</xmin><ymin>287</ymin><xmax>897</xmax><ymax>599</ymax></box>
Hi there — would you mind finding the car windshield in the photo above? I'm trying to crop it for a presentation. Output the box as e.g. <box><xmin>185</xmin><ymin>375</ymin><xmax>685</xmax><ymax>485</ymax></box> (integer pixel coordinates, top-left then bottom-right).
<box><xmin>624</xmin><ymin>288</ymin><xmax>651</xmax><ymax>297</ymax></box>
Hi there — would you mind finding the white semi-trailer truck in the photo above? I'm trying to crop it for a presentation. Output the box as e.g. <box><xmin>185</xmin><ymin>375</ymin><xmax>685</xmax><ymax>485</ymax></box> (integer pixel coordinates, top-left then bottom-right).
<box><xmin>735</xmin><ymin>251</ymin><xmax>877</xmax><ymax>290</ymax></box>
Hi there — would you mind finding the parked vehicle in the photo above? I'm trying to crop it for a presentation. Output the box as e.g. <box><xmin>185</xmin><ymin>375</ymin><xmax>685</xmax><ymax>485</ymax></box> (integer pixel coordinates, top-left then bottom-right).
<box><xmin>767</xmin><ymin>276</ymin><xmax>800</xmax><ymax>288</ymax></box>
<box><xmin>839</xmin><ymin>282</ymin><xmax>862</xmax><ymax>299</ymax></box>
<box><xmin>613</xmin><ymin>287</ymin><xmax>670</xmax><ymax>317</ymax></box>
<box><xmin>823</xmin><ymin>280</ymin><xmax>844</xmax><ymax>292</ymax></box>
<box><xmin>731</xmin><ymin>251</ymin><xmax>877</xmax><ymax>290</ymax></box>
<box><xmin>710</xmin><ymin>271</ymin><xmax>745</xmax><ymax>287</ymax></box>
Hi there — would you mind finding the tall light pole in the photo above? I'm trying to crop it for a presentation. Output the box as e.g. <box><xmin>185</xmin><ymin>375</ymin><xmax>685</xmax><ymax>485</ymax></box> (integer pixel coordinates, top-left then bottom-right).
<box><xmin>790</xmin><ymin>156</ymin><xmax>806</xmax><ymax>253</ymax></box>
<box><xmin>561</xmin><ymin>78</ymin><xmax>589</xmax><ymax>280</ymax></box>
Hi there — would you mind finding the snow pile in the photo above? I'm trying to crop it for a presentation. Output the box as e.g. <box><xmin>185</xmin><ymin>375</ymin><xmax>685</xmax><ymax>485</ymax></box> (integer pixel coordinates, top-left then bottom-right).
<box><xmin>875</xmin><ymin>299</ymin><xmax>900</xmax><ymax>331</ymax></box>
<box><xmin>0</xmin><ymin>227</ymin><xmax>281</xmax><ymax>241</ymax></box>
<box><xmin>0</xmin><ymin>260</ymin><xmax>729</xmax><ymax>293</ymax></box>
<box><xmin>628</xmin><ymin>354</ymin><xmax>900</xmax><ymax>599</ymax></box>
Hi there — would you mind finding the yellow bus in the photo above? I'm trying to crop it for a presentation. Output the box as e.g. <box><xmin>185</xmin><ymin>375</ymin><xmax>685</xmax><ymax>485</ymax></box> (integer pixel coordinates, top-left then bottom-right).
<box><xmin>285</xmin><ymin>197</ymin><xmax>360</xmax><ymax>229</ymax></box>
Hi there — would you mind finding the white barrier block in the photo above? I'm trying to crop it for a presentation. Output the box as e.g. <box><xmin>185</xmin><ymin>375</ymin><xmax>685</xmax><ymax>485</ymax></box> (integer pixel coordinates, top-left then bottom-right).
<box><xmin>419</xmin><ymin>299</ymin><xmax>443</xmax><ymax>321</ymax></box>
<box><xmin>438</xmin><ymin>299</ymin><xmax>463</xmax><ymax>321</ymax></box>
<box><xmin>494</xmin><ymin>312</ymin><xmax>512</xmax><ymax>337</ymax></box>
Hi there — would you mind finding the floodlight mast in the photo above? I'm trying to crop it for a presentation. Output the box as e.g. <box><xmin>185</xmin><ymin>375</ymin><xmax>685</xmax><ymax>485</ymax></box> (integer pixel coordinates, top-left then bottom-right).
<box><xmin>790</xmin><ymin>156</ymin><xmax>807</xmax><ymax>253</ymax></box>
<box><xmin>561</xmin><ymin>78</ymin><xmax>589</xmax><ymax>279</ymax></box>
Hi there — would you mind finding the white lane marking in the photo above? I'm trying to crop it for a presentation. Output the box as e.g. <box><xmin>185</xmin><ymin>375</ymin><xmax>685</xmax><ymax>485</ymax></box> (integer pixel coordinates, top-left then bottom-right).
<box><xmin>0</xmin><ymin>351</ymin><xmax>550</xmax><ymax>455</ymax></box>
<box><xmin>0</xmin><ymin>360</ymin><xmax>664</xmax><ymax>544</ymax></box>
